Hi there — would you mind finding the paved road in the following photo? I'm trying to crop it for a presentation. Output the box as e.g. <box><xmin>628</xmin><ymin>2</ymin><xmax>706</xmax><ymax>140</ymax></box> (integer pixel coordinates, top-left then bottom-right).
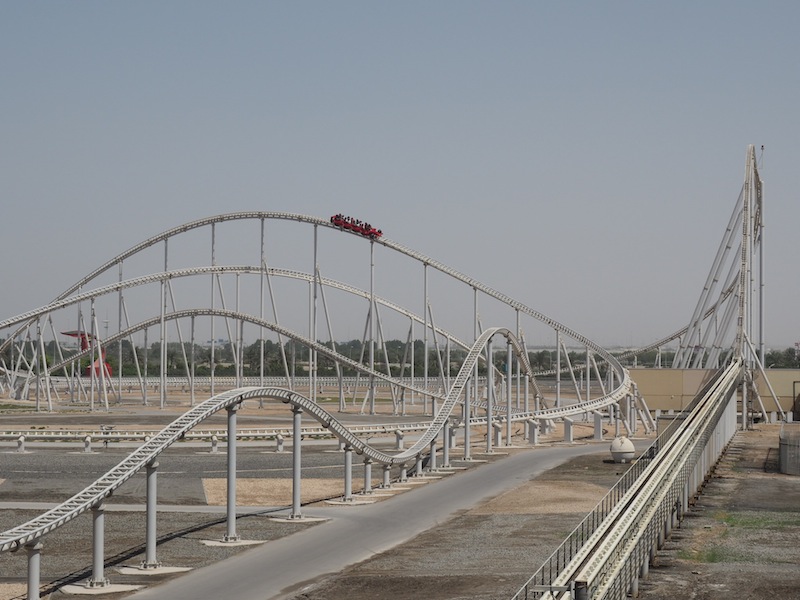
<box><xmin>127</xmin><ymin>443</ymin><xmax>610</xmax><ymax>600</ymax></box>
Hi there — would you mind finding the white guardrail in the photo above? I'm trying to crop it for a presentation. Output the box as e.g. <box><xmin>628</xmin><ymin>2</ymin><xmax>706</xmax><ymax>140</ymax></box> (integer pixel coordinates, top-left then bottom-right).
<box><xmin>511</xmin><ymin>360</ymin><xmax>740</xmax><ymax>600</ymax></box>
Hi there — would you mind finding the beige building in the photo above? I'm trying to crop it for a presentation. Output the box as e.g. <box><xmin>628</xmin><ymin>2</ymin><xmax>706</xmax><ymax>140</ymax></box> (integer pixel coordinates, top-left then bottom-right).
<box><xmin>630</xmin><ymin>368</ymin><xmax>799</xmax><ymax>417</ymax></box>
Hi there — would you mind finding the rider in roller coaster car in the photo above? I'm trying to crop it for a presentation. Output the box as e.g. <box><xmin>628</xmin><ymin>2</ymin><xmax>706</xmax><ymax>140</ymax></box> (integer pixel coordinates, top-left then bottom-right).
<box><xmin>331</xmin><ymin>214</ymin><xmax>383</xmax><ymax>239</ymax></box>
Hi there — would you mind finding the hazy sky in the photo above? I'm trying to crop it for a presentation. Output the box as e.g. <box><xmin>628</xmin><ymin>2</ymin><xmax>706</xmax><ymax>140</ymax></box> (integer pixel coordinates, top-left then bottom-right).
<box><xmin>2</xmin><ymin>2</ymin><xmax>798</xmax><ymax>349</ymax></box>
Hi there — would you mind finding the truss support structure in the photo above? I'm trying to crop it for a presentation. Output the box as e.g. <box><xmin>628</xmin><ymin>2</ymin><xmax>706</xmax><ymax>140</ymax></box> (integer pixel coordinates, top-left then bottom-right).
<box><xmin>668</xmin><ymin>145</ymin><xmax>784</xmax><ymax>425</ymax></box>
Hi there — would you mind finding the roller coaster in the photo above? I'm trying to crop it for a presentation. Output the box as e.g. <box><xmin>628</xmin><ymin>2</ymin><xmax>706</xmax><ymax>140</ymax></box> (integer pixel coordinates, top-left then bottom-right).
<box><xmin>0</xmin><ymin>146</ymin><xmax>780</xmax><ymax>599</ymax></box>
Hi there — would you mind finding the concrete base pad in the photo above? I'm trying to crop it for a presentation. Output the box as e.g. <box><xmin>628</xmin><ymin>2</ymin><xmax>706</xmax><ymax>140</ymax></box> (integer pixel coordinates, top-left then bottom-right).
<box><xmin>323</xmin><ymin>498</ymin><xmax>375</xmax><ymax>506</ymax></box>
<box><xmin>117</xmin><ymin>565</ymin><xmax>192</xmax><ymax>576</ymax></box>
<box><xmin>199</xmin><ymin>538</ymin><xmax>265</xmax><ymax>547</ymax></box>
<box><xmin>402</xmin><ymin>476</ymin><xmax>441</xmax><ymax>485</ymax></box>
<box><xmin>268</xmin><ymin>515</ymin><xmax>329</xmax><ymax>523</ymax></box>
<box><xmin>61</xmin><ymin>583</ymin><xmax>144</xmax><ymax>595</ymax></box>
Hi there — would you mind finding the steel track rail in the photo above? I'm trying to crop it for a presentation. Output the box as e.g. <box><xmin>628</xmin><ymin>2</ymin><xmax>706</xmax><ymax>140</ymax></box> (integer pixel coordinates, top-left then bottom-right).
<box><xmin>0</xmin><ymin>266</ymin><xmax>472</xmax><ymax>355</ymax></box>
<box><xmin>0</xmin><ymin>212</ymin><xmax>625</xmax><ymax>404</ymax></box>
<box><xmin>575</xmin><ymin>362</ymin><xmax>738</xmax><ymax>599</ymax></box>
<box><xmin>1</xmin><ymin>328</ymin><xmax>630</xmax><ymax>554</ymax></box>
<box><xmin>514</xmin><ymin>361</ymin><xmax>739</xmax><ymax>600</ymax></box>
<box><xmin>40</xmin><ymin>309</ymin><xmax>626</xmax><ymax>425</ymax></box>
<box><xmin>0</xmin><ymin>265</ymin><xmax>547</xmax><ymax>397</ymax></box>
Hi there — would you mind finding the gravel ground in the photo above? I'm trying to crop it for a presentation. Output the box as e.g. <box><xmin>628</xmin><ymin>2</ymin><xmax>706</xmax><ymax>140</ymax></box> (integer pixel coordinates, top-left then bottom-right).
<box><xmin>0</xmin><ymin>509</ymin><xmax>321</xmax><ymax>600</ymax></box>
<box><xmin>639</xmin><ymin>425</ymin><xmax>800</xmax><ymax>600</ymax></box>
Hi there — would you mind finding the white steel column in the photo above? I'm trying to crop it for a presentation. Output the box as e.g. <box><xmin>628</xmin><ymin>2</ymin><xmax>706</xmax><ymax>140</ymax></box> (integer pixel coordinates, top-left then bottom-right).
<box><xmin>311</xmin><ymin>225</ymin><xmax>318</xmax><ymax>404</ymax></box>
<box><xmin>343</xmin><ymin>444</ymin><xmax>353</xmax><ymax>501</ymax></box>
<box><xmin>291</xmin><ymin>405</ymin><xmax>303</xmax><ymax>518</ymax></box>
<box><xmin>88</xmin><ymin>503</ymin><xmax>108</xmax><ymax>587</ymax></box>
<box><xmin>758</xmin><ymin>179</ymin><xmax>765</xmax><ymax>364</ymax></box>
<box><xmin>89</xmin><ymin>300</ymin><xmax>97</xmax><ymax>411</ymax></box>
<box><xmin>382</xmin><ymin>464</ymin><xmax>391</xmax><ymax>488</ymax></box>
<box><xmin>463</xmin><ymin>379</ymin><xmax>472</xmax><ymax>461</ymax></box>
<box><xmin>486</xmin><ymin>339</ymin><xmax>493</xmax><ymax>454</ymax></box>
<box><xmin>224</xmin><ymin>404</ymin><xmax>239</xmax><ymax>542</ymax></box>
<box><xmin>160</xmin><ymin>239</ymin><xmax>168</xmax><ymax>409</ymax></box>
<box><xmin>556</xmin><ymin>330</ymin><xmax>562</xmax><ymax>407</ymax></box>
<box><xmin>26</xmin><ymin>540</ymin><xmax>42</xmax><ymax>600</ymax></box>
<box><xmin>506</xmin><ymin>338</ymin><xmax>513</xmax><ymax>446</ymax></box>
<box><xmin>259</xmin><ymin>218</ymin><xmax>266</xmax><ymax>387</ymax></box>
<box><xmin>210</xmin><ymin>224</ymin><xmax>216</xmax><ymax>397</ymax></box>
<box><xmin>423</xmin><ymin>263</ymin><xmax>429</xmax><ymax>415</ymax></box>
<box><xmin>369</xmin><ymin>240</ymin><xmax>376</xmax><ymax>414</ymax></box>
<box><xmin>465</xmin><ymin>286</ymin><xmax>478</xmax><ymax>461</ymax></box>
<box><xmin>516</xmin><ymin>310</ymin><xmax>521</xmax><ymax>410</ymax></box>
<box><xmin>363</xmin><ymin>458</ymin><xmax>373</xmax><ymax>494</ymax></box>
<box><xmin>190</xmin><ymin>316</ymin><xmax>196</xmax><ymax>406</ymax></box>
<box><xmin>442</xmin><ymin>419</ymin><xmax>451</xmax><ymax>467</ymax></box>
<box><xmin>142</xmin><ymin>460</ymin><xmax>160</xmax><ymax>568</ymax></box>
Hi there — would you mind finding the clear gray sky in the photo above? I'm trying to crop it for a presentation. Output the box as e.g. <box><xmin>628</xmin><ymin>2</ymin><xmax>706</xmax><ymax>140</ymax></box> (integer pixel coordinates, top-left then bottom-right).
<box><xmin>2</xmin><ymin>2</ymin><xmax>798</xmax><ymax>348</ymax></box>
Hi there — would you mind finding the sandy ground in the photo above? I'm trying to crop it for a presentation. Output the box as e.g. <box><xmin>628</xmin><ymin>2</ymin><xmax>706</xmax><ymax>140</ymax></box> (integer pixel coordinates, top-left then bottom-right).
<box><xmin>202</xmin><ymin>478</ymin><xmax>357</xmax><ymax>505</ymax></box>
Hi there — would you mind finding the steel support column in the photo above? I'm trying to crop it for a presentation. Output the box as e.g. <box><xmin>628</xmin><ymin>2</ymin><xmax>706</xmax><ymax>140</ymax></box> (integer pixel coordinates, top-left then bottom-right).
<box><xmin>88</xmin><ymin>503</ymin><xmax>108</xmax><ymax>587</ymax></box>
<box><xmin>442</xmin><ymin>420</ymin><xmax>451</xmax><ymax>468</ymax></box>
<box><xmin>224</xmin><ymin>404</ymin><xmax>239</xmax><ymax>542</ymax></box>
<box><xmin>486</xmin><ymin>340</ymin><xmax>494</xmax><ymax>454</ymax></box>
<box><xmin>381</xmin><ymin>464</ymin><xmax>391</xmax><ymax>488</ymax></box>
<box><xmin>343</xmin><ymin>444</ymin><xmax>353</xmax><ymax>501</ymax></box>
<box><xmin>506</xmin><ymin>338</ymin><xmax>513</xmax><ymax>445</ymax></box>
<box><xmin>291</xmin><ymin>405</ymin><xmax>303</xmax><ymax>518</ymax></box>
<box><xmin>363</xmin><ymin>458</ymin><xmax>373</xmax><ymax>494</ymax></box>
<box><xmin>463</xmin><ymin>379</ymin><xmax>472</xmax><ymax>461</ymax></box>
<box><xmin>25</xmin><ymin>540</ymin><xmax>42</xmax><ymax>600</ymax></box>
<box><xmin>142</xmin><ymin>460</ymin><xmax>160</xmax><ymax>568</ymax></box>
<box><xmin>369</xmin><ymin>240</ymin><xmax>376</xmax><ymax>414</ymax></box>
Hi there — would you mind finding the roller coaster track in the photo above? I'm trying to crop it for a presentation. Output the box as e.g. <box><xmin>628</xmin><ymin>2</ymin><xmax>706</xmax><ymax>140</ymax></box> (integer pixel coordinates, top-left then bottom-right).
<box><xmin>0</xmin><ymin>211</ymin><xmax>630</xmax><ymax>581</ymax></box>
<box><xmin>0</xmin><ymin>213</ymin><xmax>627</xmax><ymax>425</ymax></box>
<box><xmin>0</xmin><ymin>320</ymin><xmax>629</xmax><ymax>554</ymax></box>
<box><xmin>512</xmin><ymin>360</ymin><xmax>740</xmax><ymax>599</ymax></box>
<box><xmin>34</xmin><ymin>308</ymin><xmax>628</xmax><ymax>425</ymax></box>
<box><xmin>0</xmin><ymin>212</ymin><xmax>626</xmax><ymax>374</ymax></box>
<box><xmin>3</xmin><ymin>265</ymin><xmax>537</xmax><ymax>394</ymax></box>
